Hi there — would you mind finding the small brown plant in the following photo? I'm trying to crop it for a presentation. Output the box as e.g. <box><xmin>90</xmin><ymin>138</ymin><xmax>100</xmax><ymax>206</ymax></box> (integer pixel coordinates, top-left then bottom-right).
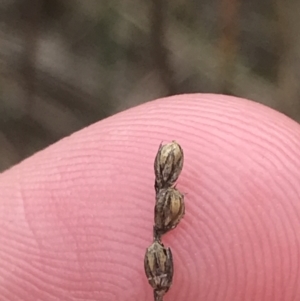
<box><xmin>144</xmin><ymin>141</ymin><xmax>185</xmax><ymax>301</ymax></box>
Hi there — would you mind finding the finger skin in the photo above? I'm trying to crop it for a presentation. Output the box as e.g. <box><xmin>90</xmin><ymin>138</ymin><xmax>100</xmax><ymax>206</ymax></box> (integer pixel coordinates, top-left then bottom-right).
<box><xmin>0</xmin><ymin>93</ymin><xmax>300</xmax><ymax>301</ymax></box>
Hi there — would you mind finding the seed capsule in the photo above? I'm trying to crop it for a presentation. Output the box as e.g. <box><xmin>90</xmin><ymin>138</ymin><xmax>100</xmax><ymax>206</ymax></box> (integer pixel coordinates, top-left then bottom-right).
<box><xmin>144</xmin><ymin>241</ymin><xmax>173</xmax><ymax>299</ymax></box>
<box><xmin>154</xmin><ymin>187</ymin><xmax>185</xmax><ymax>237</ymax></box>
<box><xmin>154</xmin><ymin>141</ymin><xmax>184</xmax><ymax>193</ymax></box>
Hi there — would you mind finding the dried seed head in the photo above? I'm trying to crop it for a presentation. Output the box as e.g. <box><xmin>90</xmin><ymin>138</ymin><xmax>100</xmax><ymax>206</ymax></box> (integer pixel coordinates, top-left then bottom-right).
<box><xmin>154</xmin><ymin>188</ymin><xmax>185</xmax><ymax>236</ymax></box>
<box><xmin>154</xmin><ymin>141</ymin><xmax>184</xmax><ymax>192</ymax></box>
<box><xmin>144</xmin><ymin>241</ymin><xmax>173</xmax><ymax>297</ymax></box>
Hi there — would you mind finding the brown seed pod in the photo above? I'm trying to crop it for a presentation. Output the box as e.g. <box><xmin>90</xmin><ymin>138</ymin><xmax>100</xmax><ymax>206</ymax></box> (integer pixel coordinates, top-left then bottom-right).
<box><xmin>154</xmin><ymin>141</ymin><xmax>184</xmax><ymax>193</ymax></box>
<box><xmin>154</xmin><ymin>187</ymin><xmax>185</xmax><ymax>237</ymax></box>
<box><xmin>144</xmin><ymin>240</ymin><xmax>174</xmax><ymax>300</ymax></box>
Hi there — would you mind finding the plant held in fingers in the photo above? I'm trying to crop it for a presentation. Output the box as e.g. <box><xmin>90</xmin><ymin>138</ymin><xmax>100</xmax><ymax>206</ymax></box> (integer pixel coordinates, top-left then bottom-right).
<box><xmin>145</xmin><ymin>141</ymin><xmax>185</xmax><ymax>301</ymax></box>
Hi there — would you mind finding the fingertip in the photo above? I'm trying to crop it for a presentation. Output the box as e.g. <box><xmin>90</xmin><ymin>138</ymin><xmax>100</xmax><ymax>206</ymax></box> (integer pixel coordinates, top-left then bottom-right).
<box><xmin>1</xmin><ymin>93</ymin><xmax>300</xmax><ymax>301</ymax></box>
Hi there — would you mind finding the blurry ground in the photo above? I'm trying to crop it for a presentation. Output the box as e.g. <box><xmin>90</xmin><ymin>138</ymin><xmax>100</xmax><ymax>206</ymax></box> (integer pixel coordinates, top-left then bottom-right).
<box><xmin>1</xmin><ymin>0</ymin><xmax>300</xmax><ymax>171</ymax></box>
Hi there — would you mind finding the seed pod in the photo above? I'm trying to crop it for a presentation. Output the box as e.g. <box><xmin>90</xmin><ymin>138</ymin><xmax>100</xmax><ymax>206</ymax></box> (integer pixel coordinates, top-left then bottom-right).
<box><xmin>154</xmin><ymin>187</ymin><xmax>185</xmax><ymax>237</ymax></box>
<box><xmin>154</xmin><ymin>141</ymin><xmax>184</xmax><ymax>193</ymax></box>
<box><xmin>144</xmin><ymin>240</ymin><xmax>173</xmax><ymax>299</ymax></box>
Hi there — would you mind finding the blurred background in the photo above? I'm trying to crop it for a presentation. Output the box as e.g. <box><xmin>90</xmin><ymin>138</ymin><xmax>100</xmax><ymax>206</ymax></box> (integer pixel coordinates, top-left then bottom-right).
<box><xmin>0</xmin><ymin>0</ymin><xmax>300</xmax><ymax>171</ymax></box>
